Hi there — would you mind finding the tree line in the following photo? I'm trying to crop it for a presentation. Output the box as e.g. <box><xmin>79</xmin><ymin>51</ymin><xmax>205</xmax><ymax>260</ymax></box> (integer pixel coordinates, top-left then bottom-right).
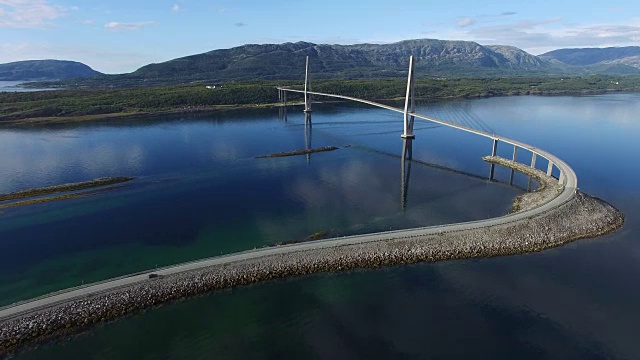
<box><xmin>2</xmin><ymin>75</ymin><xmax>639</xmax><ymax>122</ymax></box>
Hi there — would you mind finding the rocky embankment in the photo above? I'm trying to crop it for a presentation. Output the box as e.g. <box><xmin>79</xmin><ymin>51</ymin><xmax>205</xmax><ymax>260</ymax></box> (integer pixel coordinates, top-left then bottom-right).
<box><xmin>0</xmin><ymin>190</ymin><xmax>624</xmax><ymax>355</ymax></box>
<box><xmin>482</xmin><ymin>156</ymin><xmax>562</xmax><ymax>212</ymax></box>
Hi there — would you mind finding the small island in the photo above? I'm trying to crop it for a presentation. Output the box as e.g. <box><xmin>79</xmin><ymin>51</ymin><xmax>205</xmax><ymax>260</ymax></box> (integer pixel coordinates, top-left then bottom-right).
<box><xmin>0</xmin><ymin>177</ymin><xmax>136</xmax><ymax>209</ymax></box>
<box><xmin>256</xmin><ymin>146</ymin><xmax>339</xmax><ymax>158</ymax></box>
<box><xmin>0</xmin><ymin>177</ymin><xmax>135</xmax><ymax>202</ymax></box>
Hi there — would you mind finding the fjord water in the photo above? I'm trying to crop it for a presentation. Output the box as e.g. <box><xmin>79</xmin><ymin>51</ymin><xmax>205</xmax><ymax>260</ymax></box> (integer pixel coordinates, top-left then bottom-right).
<box><xmin>0</xmin><ymin>81</ymin><xmax>52</xmax><ymax>92</ymax></box>
<box><xmin>0</xmin><ymin>105</ymin><xmax>520</xmax><ymax>306</ymax></box>
<box><xmin>7</xmin><ymin>94</ymin><xmax>640</xmax><ymax>359</ymax></box>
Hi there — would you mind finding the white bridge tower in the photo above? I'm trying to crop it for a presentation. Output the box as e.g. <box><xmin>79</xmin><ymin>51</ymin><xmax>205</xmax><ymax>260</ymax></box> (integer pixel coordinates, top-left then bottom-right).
<box><xmin>304</xmin><ymin>56</ymin><xmax>312</xmax><ymax>113</ymax></box>
<box><xmin>402</xmin><ymin>55</ymin><xmax>416</xmax><ymax>139</ymax></box>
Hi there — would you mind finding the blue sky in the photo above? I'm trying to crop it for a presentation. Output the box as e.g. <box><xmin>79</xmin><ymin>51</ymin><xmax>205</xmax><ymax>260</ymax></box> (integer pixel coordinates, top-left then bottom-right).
<box><xmin>1</xmin><ymin>0</ymin><xmax>639</xmax><ymax>73</ymax></box>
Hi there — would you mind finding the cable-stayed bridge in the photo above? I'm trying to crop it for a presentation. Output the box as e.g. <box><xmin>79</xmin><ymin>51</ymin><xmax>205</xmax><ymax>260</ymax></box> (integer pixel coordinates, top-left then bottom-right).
<box><xmin>277</xmin><ymin>55</ymin><xmax>576</xmax><ymax>190</ymax></box>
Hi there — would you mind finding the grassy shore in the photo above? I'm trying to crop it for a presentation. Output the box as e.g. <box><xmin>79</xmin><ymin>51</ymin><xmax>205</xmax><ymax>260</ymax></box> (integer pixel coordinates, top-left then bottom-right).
<box><xmin>2</xmin><ymin>75</ymin><xmax>640</xmax><ymax>125</ymax></box>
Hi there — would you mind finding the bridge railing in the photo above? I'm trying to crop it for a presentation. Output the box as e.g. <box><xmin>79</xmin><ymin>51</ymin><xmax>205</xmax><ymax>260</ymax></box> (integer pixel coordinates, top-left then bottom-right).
<box><xmin>496</xmin><ymin>137</ymin><xmax>574</xmax><ymax>188</ymax></box>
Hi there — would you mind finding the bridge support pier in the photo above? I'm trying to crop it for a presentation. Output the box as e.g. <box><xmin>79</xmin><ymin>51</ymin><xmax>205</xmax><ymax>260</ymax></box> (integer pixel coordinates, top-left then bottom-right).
<box><xmin>401</xmin><ymin>55</ymin><xmax>416</xmax><ymax>139</ymax></box>
<box><xmin>280</xmin><ymin>89</ymin><xmax>287</xmax><ymax>107</ymax></box>
<box><xmin>304</xmin><ymin>56</ymin><xmax>312</xmax><ymax>113</ymax></box>
<box><xmin>547</xmin><ymin>161</ymin><xmax>553</xmax><ymax>176</ymax></box>
<box><xmin>531</xmin><ymin>153</ymin><xmax>537</xmax><ymax>169</ymax></box>
<box><xmin>512</xmin><ymin>145</ymin><xmax>518</xmax><ymax>161</ymax></box>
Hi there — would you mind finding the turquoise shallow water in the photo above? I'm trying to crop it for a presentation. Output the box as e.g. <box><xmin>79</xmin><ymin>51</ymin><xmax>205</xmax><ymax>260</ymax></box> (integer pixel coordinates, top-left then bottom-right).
<box><xmin>6</xmin><ymin>93</ymin><xmax>640</xmax><ymax>359</ymax></box>
<box><xmin>0</xmin><ymin>103</ymin><xmax>519</xmax><ymax>306</ymax></box>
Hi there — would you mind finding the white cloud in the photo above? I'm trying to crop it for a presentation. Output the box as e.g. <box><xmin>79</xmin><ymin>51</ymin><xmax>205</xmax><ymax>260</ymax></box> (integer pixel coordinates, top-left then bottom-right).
<box><xmin>457</xmin><ymin>17</ymin><xmax>475</xmax><ymax>28</ymax></box>
<box><xmin>171</xmin><ymin>4</ymin><xmax>179</xmax><ymax>12</ymax></box>
<box><xmin>104</xmin><ymin>21</ymin><xmax>156</xmax><ymax>32</ymax></box>
<box><xmin>415</xmin><ymin>16</ymin><xmax>640</xmax><ymax>54</ymax></box>
<box><xmin>461</xmin><ymin>18</ymin><xmax>640</xmax><ymax>53</ymax></box>
<box><xmin>0</xmin><ymin>0</ymin><xmax>65</xmax><ymax>28</ymax></box>
<box><xmin>81</xmin><ymin>19</ymin><xmax>94</xmax><ymax>25</ymax></box>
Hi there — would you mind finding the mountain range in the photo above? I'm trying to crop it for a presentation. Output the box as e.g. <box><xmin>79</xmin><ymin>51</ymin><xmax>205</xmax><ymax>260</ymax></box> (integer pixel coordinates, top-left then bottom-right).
<box><xmin>4</xmin><ymin>40</ymin><xmax>640</xmax><ymax>86</ymax></box>
<box><xmin>0</xmin><ymin>60</ymin><xmax>102</xmax><ymax>81</ymax></box>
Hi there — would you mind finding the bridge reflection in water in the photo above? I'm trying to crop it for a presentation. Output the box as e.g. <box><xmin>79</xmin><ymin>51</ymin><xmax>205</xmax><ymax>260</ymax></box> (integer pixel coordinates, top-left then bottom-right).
<box><xmin>401</xmin><ymin>138</ymin><xmax>412</xmax><ymax>210</ymax></box>
<box><xmin>277</xmin><ymin>55</ymin><xmax>575</xmax><ymax>197</ymax></box>
<box><xmin>304</xmin><ymin>113</ymin><xmax>312</xmax><ymax>164</ymax></box>
<box><xmin>284</xmin><ymin>108</ymin><xmax>540</xmax><ymax>212</ymax></box>
<box><xmin>278</xmin><ymin>105</ymin><xmax>287</xmax><ymax>123</ymax></box>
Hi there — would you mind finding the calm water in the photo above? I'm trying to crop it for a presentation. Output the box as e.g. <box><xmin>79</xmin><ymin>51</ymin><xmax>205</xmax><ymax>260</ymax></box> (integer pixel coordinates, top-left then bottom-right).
<box><xmin>0</xmin><ymin>81</ymin><xmax>52</xmax><ymax>92</ymax></box>
<box><xmin>0</xmin><ymin>104</ymin><xmax>521</xmax><ymax>306</ymax></box>
<box><xmin>6</xmin><ymin>94</ymin><xmax>640</xmax><ymax>359</ymax></box>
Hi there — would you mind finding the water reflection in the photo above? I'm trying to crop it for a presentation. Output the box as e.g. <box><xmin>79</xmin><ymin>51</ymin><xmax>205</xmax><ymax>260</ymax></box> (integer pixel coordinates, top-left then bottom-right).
<box><xmin>0</xmin><ymin>104</ymin><xmax>524</xmax><ymax>307</ymax></box>
<box><xmin>278</xmin><ymin>105</ymin><xmax>288</xmax><ymax>122</ymax></box>
<box><xmin>401</xmin><ymin>138</ymin><xmax>412</xmax><ymax>210</ymax></box>
<box><xmin>305</xmin><ymin>112</ymin><xmax>312</xmax><ymax>165</ymax></box>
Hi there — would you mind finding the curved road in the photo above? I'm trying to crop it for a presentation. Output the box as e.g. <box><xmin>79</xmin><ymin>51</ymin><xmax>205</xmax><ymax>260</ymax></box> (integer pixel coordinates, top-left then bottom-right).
<box><xmin>0</xmin><ymin>94</ymin><xmax>578</xmax><ymax>322</ymax></box>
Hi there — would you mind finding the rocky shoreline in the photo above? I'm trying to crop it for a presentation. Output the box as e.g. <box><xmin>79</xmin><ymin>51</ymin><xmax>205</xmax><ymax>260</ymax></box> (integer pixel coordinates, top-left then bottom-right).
<box><xmin>0</xmin><ymin>190</ymin><xmax>624</xmax><ymax>355</ymax></box>
<box><xmin>482</xmin><ymin>156</ymin><xmax>563</xmax><ymax>212</ymax></box>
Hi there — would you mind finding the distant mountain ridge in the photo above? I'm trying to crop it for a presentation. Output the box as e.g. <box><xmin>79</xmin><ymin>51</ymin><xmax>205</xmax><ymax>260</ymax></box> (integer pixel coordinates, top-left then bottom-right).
<box><xmin>0</xmin><ymin>60</ymin><xmax>102</xmax><ymax>81</ymax></box>
<box><xmin>8</xmin><ymin>40</ymin><xmax>640</xmax><ymax>88</ymax></box>
<box><xmin>541</xmin><ymin>47</ymin><xmax>640</xmax><ymax>69</ymax></box>
<box><xmin>127</xmin><ymin>39</ymin><xmax>555</xmax><ymax>84</ymax></box>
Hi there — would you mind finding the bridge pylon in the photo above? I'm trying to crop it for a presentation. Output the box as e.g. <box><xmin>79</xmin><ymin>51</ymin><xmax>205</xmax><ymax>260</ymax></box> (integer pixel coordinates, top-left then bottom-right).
<box><xmin>304</xmin><ymin>56</ymin><xmax>312</xmax><ymax>113</ymax></box>
<box><xmin>402</xmin><ymin>55</ymin><xmax>416</xmax><ymax>139</ymax></box>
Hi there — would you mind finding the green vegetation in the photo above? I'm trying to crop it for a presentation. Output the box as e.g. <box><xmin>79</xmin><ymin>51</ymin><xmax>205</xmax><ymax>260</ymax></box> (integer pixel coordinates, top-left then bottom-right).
<box><xmin>541</xmin><ymin>46</ymin><xmax>640</xmax><ymax>66</ymax></box>
<box><xmin>2</xmin><ymin>76</ymin><xmax>640</xmax><ymax>124</ymax></box>
<box><xmin>23</xmin><ymin>40</ymin><xmax>640</xmax><ymax>89</ymax></box>
<box><xmin>0</xmin><ymin>83</ymin><xmax>293</xmax><ymax>123</ymax></box>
